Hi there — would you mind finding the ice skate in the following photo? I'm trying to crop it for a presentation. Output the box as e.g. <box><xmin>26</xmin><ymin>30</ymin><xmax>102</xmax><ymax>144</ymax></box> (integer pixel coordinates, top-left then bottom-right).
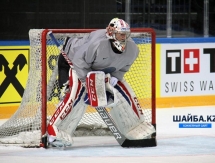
<box><xmin>49</xmin><ymin>139</ymin><xmax>72</xmax><ymax>148</ymax></box>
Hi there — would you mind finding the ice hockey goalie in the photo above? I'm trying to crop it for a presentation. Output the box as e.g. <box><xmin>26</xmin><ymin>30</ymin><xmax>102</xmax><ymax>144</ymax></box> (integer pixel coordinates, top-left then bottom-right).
<box><xmin>46</xmin><ymin>18</ymin><xmax>156</xmax><ymax>148</ymax></box>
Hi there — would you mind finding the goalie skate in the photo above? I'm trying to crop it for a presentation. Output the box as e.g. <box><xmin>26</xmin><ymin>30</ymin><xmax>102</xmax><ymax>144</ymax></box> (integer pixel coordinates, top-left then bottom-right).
<box><xmin>48</xmin><ymin>139</ymin><xmax>72</xmax><ymax>149</ymax></box>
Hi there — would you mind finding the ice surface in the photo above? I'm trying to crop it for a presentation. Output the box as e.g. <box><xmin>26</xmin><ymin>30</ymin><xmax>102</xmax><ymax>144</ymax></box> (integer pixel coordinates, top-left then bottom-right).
<box><xmin>0</xmin><ymin>135</ymin><xmax>215</xmax><ymax>163</ymax></box>
<box><xmin>0</xmin><ymin>106</ymin><xmax>215</xmax><ymax>163</ymax></box>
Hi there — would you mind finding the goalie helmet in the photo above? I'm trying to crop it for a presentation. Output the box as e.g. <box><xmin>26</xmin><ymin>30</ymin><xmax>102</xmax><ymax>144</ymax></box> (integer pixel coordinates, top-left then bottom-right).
<box><xmin>106</xmin><ymin>18</ymin><xmax>131</xmax><ymax>52</ymax></box>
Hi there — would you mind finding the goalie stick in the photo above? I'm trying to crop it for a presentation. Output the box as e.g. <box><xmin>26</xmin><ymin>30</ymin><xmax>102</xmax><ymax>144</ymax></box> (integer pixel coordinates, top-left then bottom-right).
<box><xmin>48</xmin><ymin>31</ymin><xmax>73</xmax><ymax>67</ymax></box>
<box><xmin>48</xmin><ymin>31</ymin><xmax>157</xmax><ymax>148</ymax></box>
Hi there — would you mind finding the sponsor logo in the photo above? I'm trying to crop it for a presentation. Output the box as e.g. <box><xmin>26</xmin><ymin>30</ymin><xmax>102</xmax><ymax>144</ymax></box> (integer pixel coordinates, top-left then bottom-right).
<box><xmin>97</xmin><ymin>107</ymin><xmax>122</xmax><ymax>139</ymax></box>
<box><xmin>0</xmin><ymin>49</ymin><xmax>29</xmax><ymax>103</ymax></box>
<box><xmin>162</xmin><ymin>47</ymin><xmax>215</xmax><ymax>95</ymax></box>
<box><xmin>0</xmin><ymin>54</ymin><xmax>27</xmax><ymax>97</ymax></box>
<box><xmin>133</xmin><ymin>97</ymin><xmax>143</xmax><ymax>115</ymax></box>
<box><xmin>166</xmin><ymin>49</ymin><xmax>200</xmax><ymax>74</ymax></box>
<box><xmin>166</xmin><ymin>48</ymin><xmax>215</xmax><ymax>74</ymax></box>
<box><xmin>49</xmin><ymin>97</ymin><xmax>73</xmax><ymax>125</ymax></box>
<box><xmin>89</xmin><ymin>78</ymin><xmax>97</xmax><ymax>103</ymax></box>
<box><xmin>173</xmin><ymin>113</ymin><xmax>215</xmax><ymax>128</ymax></box>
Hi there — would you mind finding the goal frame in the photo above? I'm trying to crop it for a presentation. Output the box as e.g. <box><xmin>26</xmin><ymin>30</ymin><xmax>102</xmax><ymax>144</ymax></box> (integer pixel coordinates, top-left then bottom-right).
<box><xmin>40</xmin><ymin>28</ymin><xmax>156</xmax><ymax>147</ymax></box>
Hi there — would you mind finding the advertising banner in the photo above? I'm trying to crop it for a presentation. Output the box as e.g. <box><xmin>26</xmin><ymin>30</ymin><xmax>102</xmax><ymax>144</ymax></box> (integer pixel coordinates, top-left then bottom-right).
<box><xmin>160</xmin><ymin>43</ymin><xmax>215</xmax><ymax>97</ymax></box>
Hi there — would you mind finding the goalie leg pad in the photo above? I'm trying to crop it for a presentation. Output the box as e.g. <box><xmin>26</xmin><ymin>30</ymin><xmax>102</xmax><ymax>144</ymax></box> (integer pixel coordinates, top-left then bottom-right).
<box><xmin>57</xmin><ymin>90</ymin><xmax>87</xmax><ymax>137</ymax></box>
<box><xmin>109</xmin><ymin>80</ymin><xmax>155</xmax><ymax>140</ymax></box>
<box><xmin>125</xmin><ymin>122</ymin><xmax>156</xmax><ymax>140</ymax></box>
<box><xmin>47</xmin><ymin>91</ymin><xmax>73</xmax><ymax>138</ymax></box>
<box><xmin>117</xmin><ymin>79</ymin><xmax>145</xmax><ymax>122</ymax></box>
<box><xmin>47</xmin><ymin>68</ymin><xmax>86</xmax><ymax>142</ymax></box>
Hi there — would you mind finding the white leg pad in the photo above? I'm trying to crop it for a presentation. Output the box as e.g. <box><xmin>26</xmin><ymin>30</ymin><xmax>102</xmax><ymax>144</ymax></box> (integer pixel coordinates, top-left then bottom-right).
<box><xmin>47</xmin><ymin>68</ymin><xmax>87</xmax><ymax>142</ymax></box>
<box><xmin>108</xmin><ymin>80</ymin><xmax>156</xmax><ymax>140</ymax></box>
<box><xmin>109</xmin><ymin>91</ymin><xmax>140</xmax><ymax>135</ymax></box>
<box><xmin>125</xmin><ymin>122</ymin><xmax>156</xmax><ymax>140</ymax></box>
<box><xmin>120</xmin><ymin>79</ymin><xmax>146</xmax><ymax>123</ymax></box>
<box><xmin>57</xmin><ymin>92</ymin><xmax>87</xmax><ymax>136</ymax></box>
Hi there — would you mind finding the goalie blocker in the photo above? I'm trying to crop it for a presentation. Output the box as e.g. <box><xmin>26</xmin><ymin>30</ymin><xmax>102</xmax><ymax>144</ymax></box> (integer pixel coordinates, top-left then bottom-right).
<box><xmin>86</xmin><ymin>71</ymin><xmax>157</xmax><ymax>147</ymax></box>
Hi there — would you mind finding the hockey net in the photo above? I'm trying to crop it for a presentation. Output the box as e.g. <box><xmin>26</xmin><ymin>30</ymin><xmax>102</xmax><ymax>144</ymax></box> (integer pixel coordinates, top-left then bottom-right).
<box><xmin>0</xmin><ymin>29</ymin><xmax>156</xmax><ymax>147</ymax></box>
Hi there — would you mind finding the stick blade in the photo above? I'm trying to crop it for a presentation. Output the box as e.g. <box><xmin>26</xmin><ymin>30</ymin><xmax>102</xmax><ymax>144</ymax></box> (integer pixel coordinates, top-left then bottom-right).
<box><xmin>121</xmin><ymin>137</ymin><xmax>157</xmax><ymax>148</ymax></box>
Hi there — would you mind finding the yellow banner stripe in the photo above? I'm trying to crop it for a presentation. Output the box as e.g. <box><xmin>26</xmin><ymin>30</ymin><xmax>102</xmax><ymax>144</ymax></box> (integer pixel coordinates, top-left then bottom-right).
<box><xmin>1</xmin><ymin>95</ymin><xmax>214</xmax><ymax>119</ymax></box>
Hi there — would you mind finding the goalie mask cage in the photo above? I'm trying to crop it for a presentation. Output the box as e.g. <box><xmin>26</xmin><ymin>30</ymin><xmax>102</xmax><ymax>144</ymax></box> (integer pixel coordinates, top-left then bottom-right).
<box><xmin>0</xmin><ymin>28</ymin><xmax>156</xmax><ymax>148</ymax></box>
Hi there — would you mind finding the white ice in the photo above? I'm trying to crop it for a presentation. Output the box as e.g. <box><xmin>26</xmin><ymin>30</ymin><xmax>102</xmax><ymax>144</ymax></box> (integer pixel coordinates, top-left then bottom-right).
<box><xmin>0</xmin><ymin>106</ymin><xmax>215</xmax><ymax>163</ymax></box>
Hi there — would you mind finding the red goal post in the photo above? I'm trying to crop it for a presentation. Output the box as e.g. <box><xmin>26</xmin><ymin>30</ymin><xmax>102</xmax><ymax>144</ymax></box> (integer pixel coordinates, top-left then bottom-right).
<box><xmin>0</xmin><ymin>28</ymin><xmax>156</xmax><ymax>148</ymax></box>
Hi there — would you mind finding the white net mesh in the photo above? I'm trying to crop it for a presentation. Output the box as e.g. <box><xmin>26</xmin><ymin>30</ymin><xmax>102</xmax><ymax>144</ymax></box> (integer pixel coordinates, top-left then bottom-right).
<box><xmin>0</xmin><ymin>29</ymin><xmax>155</xmax><ymax>147</ymax></box>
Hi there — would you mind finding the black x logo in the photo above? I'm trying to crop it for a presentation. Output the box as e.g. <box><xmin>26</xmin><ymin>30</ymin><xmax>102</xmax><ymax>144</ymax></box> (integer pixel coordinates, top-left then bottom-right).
<box><xmin>0</xmin><ymin>54</ymin><xmax>27</xmax><ymax>97</ymax></box>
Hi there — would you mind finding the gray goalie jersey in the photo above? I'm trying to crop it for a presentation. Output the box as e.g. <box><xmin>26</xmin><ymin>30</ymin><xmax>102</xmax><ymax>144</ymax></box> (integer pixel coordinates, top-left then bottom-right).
<box><xmin>66</xmin><ymin>29</ymin><xmax>139</xmax><ymax>82</ymax></box>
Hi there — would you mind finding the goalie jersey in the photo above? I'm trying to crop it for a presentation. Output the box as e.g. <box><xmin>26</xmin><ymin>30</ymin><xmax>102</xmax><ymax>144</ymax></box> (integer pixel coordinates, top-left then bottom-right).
<box><xmin>62</xmin><ymin>29</ymin><xmax>139</xmax><ymax>83</ymax></box>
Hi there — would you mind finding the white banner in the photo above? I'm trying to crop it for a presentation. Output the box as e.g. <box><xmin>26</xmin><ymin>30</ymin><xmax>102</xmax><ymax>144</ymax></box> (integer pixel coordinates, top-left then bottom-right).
<box><xmin>160</xmin><ymin>43</ymin><xmax>215</xmax><ymax>97</ymax></box>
